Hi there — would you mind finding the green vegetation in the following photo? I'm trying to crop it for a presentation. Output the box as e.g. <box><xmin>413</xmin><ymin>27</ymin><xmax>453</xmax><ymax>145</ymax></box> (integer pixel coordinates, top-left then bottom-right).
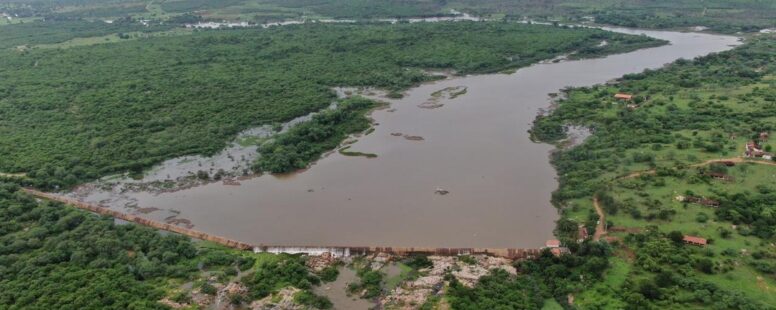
<box><xmin>348</xmin><ymin>266</ymin><xmax>384</xmax><ymax>299</ymax></box>
<box><xmin>0</xmin><ymin>19</ymin><xmax>173</xmax><ymax>50</ymax></box>
<box><xmin>241</xmin><ymin>254</ymin><xmax>332</xmax><ymax>308</ymax></box>
<box><xmin>256</xmin><ymin>97</ymin><xmax>377</xmax><ymax>173</ymax></box>
<box><xmin>339</xmin><ymin>146</ymin><xmax>378</xmax><ymax>158</ymax></box>
<box><xmin>0</xmin><ymin>182</ymin><xmax>238</xmax><ymax>309</ymax></box>
<box><xmin>0</xmin><ymin>181</ymin><xmax>334</xmax><ymax>309</ymax></box>
<box><xmin>0</xmin><ymin>21</ymin><xmax>659</xmax><ymax>188</ymax></box>
<box><xmin>528</xmin><ymin>35</ymin><xmax>776</xmax><ymax>308</ymax></box>
<box><xmin>3</xmin><ymin>0</ymin><xmax>773</xmax><ymax>34</ymax></box>
<box><xmin>447</xmin><ymin>242</ymin><xmax>611</xmax><ymax>309</ymax></box>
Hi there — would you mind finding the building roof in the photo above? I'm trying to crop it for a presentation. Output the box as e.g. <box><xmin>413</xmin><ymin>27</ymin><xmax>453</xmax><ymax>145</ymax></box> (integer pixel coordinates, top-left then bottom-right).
<box><xmin>578</xmin><ymin>226</ymin><xmax>589</xmax><ymax>240</ymax></box>
<box><xmin>545</xmin><ymin>239</ymin><xmax>561</xmax><ymax>248</ymax></box>
<box><xmin>614</xmin><ymin>93</ymin><xmax>633</xmax><ymax>100</ymax></box>
<box><xmin>683</xmin><ymin>235</ymin><xmax>707</xmax><ymax>245</ymax></box>
<box><xmin>550</xmin><ymin>247</ymin><xmax>570</xmax><ymax>256</ymax></box>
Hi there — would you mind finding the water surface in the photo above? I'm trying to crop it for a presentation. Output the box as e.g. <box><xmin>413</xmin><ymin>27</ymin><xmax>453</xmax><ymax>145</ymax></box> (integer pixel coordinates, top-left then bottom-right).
<box><xmin>78</xmin><ymin>27</ymin><xmax>740</xmax><ymax>248</ymax></box>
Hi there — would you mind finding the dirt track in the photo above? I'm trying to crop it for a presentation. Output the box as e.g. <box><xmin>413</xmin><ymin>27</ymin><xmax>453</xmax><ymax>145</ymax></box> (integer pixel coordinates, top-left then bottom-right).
<box><xmin>592</xmin><ymin>196</ymin><xmax>606</xmax><ymax>241</ymax></box>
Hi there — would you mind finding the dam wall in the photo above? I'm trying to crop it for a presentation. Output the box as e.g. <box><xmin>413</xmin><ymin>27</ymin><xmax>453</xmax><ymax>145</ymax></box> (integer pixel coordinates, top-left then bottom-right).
<box><xmin>23</xmin><ymin>188</ymin><xmax>543</xmax><ymax>259</ymax></box>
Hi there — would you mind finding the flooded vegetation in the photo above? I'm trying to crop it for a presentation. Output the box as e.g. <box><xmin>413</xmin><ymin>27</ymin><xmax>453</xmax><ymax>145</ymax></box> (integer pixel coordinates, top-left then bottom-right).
<box><xmin>69</xmin><ymin>27</ymin><xmax>739</xmax><ymax>248</ymax></box>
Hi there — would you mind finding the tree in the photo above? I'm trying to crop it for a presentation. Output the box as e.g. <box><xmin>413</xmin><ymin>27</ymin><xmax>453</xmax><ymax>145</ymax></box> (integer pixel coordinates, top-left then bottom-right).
<box><xmin>668</xmin><ymin>231</ymin><xmax>684</xmax><ymax>244</ymax></box>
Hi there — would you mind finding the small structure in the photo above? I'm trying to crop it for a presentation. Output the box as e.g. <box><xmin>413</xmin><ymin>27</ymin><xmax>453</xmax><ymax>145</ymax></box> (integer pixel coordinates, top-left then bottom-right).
<box><xmin>745</xmin><ymin>141</ymin><xmax>765</xmax><ymax>157</ymax></box>
<box><xmin>614</xmin><ymin>93</ymin><xmax>633</xmax><ymax>101</ymax></box>
<box><xmin>577</xmin><ymin>225</ymin><xmax>589</xmax><ymax>243</ymax></box>
<box><xmin>760</xmin><ymin>132</ymin><xmax>769</xmax><ymax>142</ymax></box>
<box><xmin>550</xmin><ymin>247</ymin><xmax>570</xmax><ymax>257</ymax></box>
<box><xmin>676</xmin><ymin>195</ymin><xmax>720</xmax><ymax>208</ymax></box>
<box><xmin>704</xmin><ymin>172</ymin><xmax>735</xmax><ymax>182</ymax></box>
<box><xmin>626</xmin><ymin>103</ymin><xmax>639</xmax><ymax>110</ymax></box>
<box><xmin>544</xmin><ymin>239</ymin><xmax>561</xmax><ymax>248</ymax></box>
<box><xmin>683</xmin><ymin>235</ymin><xmax>707</xmax><ymax>246</ymax></box>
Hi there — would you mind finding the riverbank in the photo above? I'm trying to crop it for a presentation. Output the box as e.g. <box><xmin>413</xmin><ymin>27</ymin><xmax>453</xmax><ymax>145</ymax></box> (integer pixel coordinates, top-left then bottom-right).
<box><xmin>532</xmin><ymin>34</ymin><xmax>776</xmax><ymax>308</ymax></box>
<box><xmin>61</xmin><ymin>26</ymin><xmax>739</xmax><ymax>249</ymax></box>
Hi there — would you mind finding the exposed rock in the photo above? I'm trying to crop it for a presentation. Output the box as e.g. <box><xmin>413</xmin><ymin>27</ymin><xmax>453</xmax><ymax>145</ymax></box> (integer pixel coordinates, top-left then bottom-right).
<box><xmin>159</xmin><ymin>298</ymin><xmax>187</xmax><ymax>309</ymax></box>
<box><xmin>250</xmin><ymin>287</ymin><xmax>303</xmax><ymax>310</ymax></box>
<box><xmin>216</xmin><ymin>282</ymin><xmax>249</xmax><ymax>309</ymax></box>
<box><xmin>191</xmin><ymin>288</ymin><xmax>216</xmax><ymax>308</ymax></box>
<box><xmin>306</xmin><ymin>252</ymin><xmax>338</xmax><ymax>272</ymax></box>
<box><xmin>223</xmin><ymin>179</ymin><xmax>241</xmax><ymax>186</ymax></box>
<box><xmin>452</xmin><ymin>255</ymin><xmax>515</xmax><ymax>287</ymax></box>
<box><xmin>434</xmin><ymin>187</ymin><xmax>449</xmax><ymax>195</ymax></box>
<box><xmin>369</xmin><ymin>252</ymin><xmax>393</xmax><ymax>270</ymax></box>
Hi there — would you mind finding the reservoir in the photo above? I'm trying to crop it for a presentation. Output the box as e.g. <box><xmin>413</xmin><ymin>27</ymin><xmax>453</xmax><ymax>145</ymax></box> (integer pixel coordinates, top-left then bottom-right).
<box><xmin>74</xmin><ymin>26</ymin><xmax>740</xmax><ymax>248</ymax></box>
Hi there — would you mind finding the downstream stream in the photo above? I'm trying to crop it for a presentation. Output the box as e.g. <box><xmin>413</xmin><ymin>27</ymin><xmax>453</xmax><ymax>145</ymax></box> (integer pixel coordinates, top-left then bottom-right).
<box><xmin>73</xmin><ymin>26</ymin><xmax>740</xmax><ymax>248</ymax></box>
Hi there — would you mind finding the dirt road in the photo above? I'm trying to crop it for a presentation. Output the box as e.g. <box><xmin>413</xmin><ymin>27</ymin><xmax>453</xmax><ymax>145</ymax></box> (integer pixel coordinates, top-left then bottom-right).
<box><xmin>592</xmin><ymin>195</ymin><xmax>606</xmax><ymax>241</ymax></box>
<box><xmin>592</xmin><ymin>157</ymin><xmax>776</xmax><ymax>240</ymax></box>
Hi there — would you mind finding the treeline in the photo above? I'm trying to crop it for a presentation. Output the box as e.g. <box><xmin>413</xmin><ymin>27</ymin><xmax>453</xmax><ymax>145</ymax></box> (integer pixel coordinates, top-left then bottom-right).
<box><xmin>0</xmin><ymin>182</ymin><xmax>334</xmax><ymax>309</ymax></box>
<box><xmin>447</xmin><ymin>242</ymin><xmax>612</xmax><ymax>309</ymax></box>
<box><xmin>255</xmin><ymin>97</ymin><xmax>376</xmax><ymax>173</ymax></box>
<box><xmin>0</xmin><ymin>182</ymin><xmax>231</xmax><ymax>309</ymax></box>
<box><xmin>527</xmin><ymin>35</ymin><xmax>775</xmax><ymax>308</ymax></box>
<box><xmin>4</xmin><ymin>0</ymin><xmax>773</xmax><ymax>34</ymax></box>
<box><xmin>0</xmin><ymin>21</ymin><xmax>660</xmax><ymax>188</ymax></box>
<box><xmin>532</xmin><ymin>36</ymin><xmax>775</xmax><ymax>204</ymax></box>
<box><xmin>0</xmin><ymin>19</ymin><xmax>174</xmax><ymax>49</ymax></box>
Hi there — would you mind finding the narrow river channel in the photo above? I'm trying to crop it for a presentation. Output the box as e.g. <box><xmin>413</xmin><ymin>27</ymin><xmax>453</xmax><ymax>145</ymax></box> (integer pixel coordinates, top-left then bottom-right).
<box><xmin>76</xmin><ymin>26</ymin><xmax>740</xmax><ymax>248</ymax></box>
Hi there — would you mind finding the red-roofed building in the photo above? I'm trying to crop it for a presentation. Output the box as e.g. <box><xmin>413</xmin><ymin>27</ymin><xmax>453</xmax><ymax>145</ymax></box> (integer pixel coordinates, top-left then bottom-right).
<box><xmin>683</xmin><ymin>235</ymin><xmax>707</xmax><ymax>246</ymax></box>
<box><xmin>545</xmin><ymin>239</ymin><xmax>561</xmax><ymax>248</ymax></box>
<box><xmin>550</xmin><ymin>247</ymin><xmax>570</xmax><ymax>257</ymax></box>
<box><xmin>578</xmin><ymin>225</ymin><xmax>589</xmax><ymax>242</ymax></box>
<box><xmin>614</xmin><ymin>93</ymin><xmax>633</xmax><ymax>100</ymax></box>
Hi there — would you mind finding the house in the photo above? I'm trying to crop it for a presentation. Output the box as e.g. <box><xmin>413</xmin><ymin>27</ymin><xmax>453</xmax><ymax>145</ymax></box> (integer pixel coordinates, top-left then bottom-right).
<box><xmin>677</xmin><ymin>195</ymin><xmax>720</xmax><ymax>208</ymax></box>
<box><xmin>683</xmin><ymin>235</ymin><xmax>707</xmax><ymax>246</ymax></box>
<box><xmin>614</xmin><ymin>93</ymin><xmax>633</xmax><ymax>100</ymax></box>
<box><xmin>704</xmin><ymin>172</ymin><xmax>734</xmax><ymax>182</ymax></box>
<box><xmin>745</xmin><ymin>140</ymin><xmax>764</xmax><ymax>157</ymax></box>
<box><xmin>578</xmin><ymin>225</ymin><xmax>589</xmax><ymax>242</ymax></box>
<box><xmin>550</xmin><ymin>247</ymin><xmax>570</xmax><ymax>257</ymax></box>
<box><xmin>545</xmin><ymin>239</ymin><xmax>561</xmax><ymax>248</ymax></box>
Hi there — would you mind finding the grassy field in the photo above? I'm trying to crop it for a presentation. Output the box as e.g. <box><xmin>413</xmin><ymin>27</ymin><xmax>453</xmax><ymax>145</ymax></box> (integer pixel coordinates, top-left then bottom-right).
<box><xmin>532</xmin><ymin>36</ymin><xmax>776</xmax><ymax>308</ymax></box>
<box><xmin>604</xmin><ymin>161</ymin><xmax>776</xmax><ymax>300</ymax></box>
<box><xmin>29</xmin><ymin>29</ymin><xmax>193</xmax><ymax>49</ymax></box>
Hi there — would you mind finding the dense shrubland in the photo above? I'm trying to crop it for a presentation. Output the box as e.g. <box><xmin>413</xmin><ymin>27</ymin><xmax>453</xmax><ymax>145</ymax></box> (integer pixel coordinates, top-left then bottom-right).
<box><xmin>0</xmin><ymin>182</ymin><xmax>229</xmax><ymax>309</ymax></box>
<box><xmin>527</xmin><ymin>35</ymin><xmax>776</xmax><ymax>308</ymax></box>
<box><xmin>532</xmin><ymin>37</ymin><xmax>775</xmax><ymax>205</ymax></box>
<box><xmin>0</xmin><ymin>182</ymin><xmax>332</xmax><ymax>309</ymax></box>
<box><xmin>0</xmin><ymin>21</ymin><xmax>660</xmax><ymax>188</ymax></box>
<box><xmin>254</xmin><ymin>97</ymin><xmax>377</xmax><ymax>173</ymax></box>
<box><xmin>447</xmin><ymin>242</ymin><xmax>612</xmax><ymax>309</ymax></box>
<box><xmin>0</xmin><ymin>19</ymin><xmax>173</xmax><ymax>49</ymax></box>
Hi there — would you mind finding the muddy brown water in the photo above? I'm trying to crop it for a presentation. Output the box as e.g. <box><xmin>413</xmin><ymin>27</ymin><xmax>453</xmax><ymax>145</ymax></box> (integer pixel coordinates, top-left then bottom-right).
<box><xmin>77</xmin><ymin>27</ymin><xmax>739</xmax><ymax>248</ymax></box>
